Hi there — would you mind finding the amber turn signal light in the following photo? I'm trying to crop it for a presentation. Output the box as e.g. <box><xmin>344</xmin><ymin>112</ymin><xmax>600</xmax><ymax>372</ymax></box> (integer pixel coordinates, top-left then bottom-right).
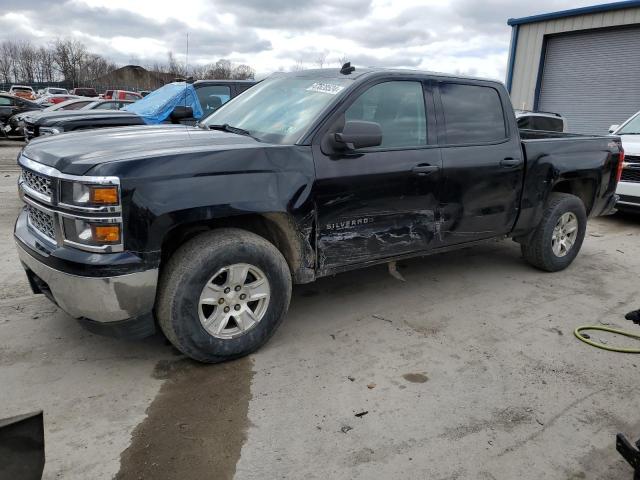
<box><xmin>90</xmin><ymin>186</ymin><xmax>119</xmax><ymax>205</ymax></box>
<box><xmin>92</xmin><ymin>225</ymin><xmax>121</xmax><ymax>243</ymax></box>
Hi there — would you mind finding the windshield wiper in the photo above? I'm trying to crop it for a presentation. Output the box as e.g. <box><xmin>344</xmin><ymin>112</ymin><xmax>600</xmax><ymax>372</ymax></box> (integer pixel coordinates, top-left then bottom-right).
<box><xmin>208</xmin><ymin>123</ymin><xmax>261</xmax><ymax>141</ymax></box>
<box><xmin>620</xmin><ymin>132</ymin><xmax>640</xmax><ymax>135</ymax></box>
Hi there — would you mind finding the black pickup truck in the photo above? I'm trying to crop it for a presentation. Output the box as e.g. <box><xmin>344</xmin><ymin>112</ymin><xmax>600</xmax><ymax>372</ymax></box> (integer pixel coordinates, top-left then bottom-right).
<box><xmin>23</xmin><ymin>80</ymin><xmax>256</xmax><ymax>140</ymax></box>
<box><xmin>14</xmin><ymin>67</ymin><xmax>623</xmax><ymax>362</ymax></box>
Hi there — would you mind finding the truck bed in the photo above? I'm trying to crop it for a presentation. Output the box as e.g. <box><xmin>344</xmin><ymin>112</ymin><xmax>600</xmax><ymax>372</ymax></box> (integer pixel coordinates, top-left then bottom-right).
<box><xmin>512</xmin><ymin>128</ymin><xmax>622</xmax><ymax>236</ymax></box>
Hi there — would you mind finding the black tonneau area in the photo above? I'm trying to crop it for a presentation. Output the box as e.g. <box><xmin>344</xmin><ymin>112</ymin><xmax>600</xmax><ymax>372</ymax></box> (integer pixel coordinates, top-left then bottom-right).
<box><xmin>519</xmin><ymin>128</ymin><xmax>605</xmax><ymax>140</ymax></box>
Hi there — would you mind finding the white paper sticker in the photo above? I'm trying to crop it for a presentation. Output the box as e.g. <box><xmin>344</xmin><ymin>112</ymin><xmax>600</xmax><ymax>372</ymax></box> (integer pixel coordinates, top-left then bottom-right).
<box><xmin>306</xmin><ymin>82</ymin><xmax>345</xmax><ymax>95</ymax></box>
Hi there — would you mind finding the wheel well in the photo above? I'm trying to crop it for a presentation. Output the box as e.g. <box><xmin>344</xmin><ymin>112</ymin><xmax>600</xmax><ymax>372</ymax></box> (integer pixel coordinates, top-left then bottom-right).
<box><xmin>551</xmin><ymin>178</ymin><xmax>596</xmax><ymax>214</ymax></box>
<box><xmin>160</xmin><ymin>213</ymin><xmax>315</xmax><ymax>283</ymax></box>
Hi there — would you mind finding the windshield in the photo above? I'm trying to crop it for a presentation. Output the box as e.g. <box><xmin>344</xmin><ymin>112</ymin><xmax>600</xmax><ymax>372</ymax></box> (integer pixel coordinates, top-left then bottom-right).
<box><xmin>202</xmin><ymin>76</ymin><xmax>353</xmax><ymax>144</ymax></box>
<box><xmin>618</xmin><ymin>113</ymin><xmax>640</xmax><ymax>134</ymax></box>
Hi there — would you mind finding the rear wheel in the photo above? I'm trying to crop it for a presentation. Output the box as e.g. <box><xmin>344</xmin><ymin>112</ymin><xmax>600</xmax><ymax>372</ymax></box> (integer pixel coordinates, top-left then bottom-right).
<box><xmin>521</xmin><ymin>193</ymin><xmax>587</xmax><ymax>272</ymax></box>
<box><xmin>157</xmin><ymin>228</ymin><xmax>292</xmax><ymax>363</ymax></box>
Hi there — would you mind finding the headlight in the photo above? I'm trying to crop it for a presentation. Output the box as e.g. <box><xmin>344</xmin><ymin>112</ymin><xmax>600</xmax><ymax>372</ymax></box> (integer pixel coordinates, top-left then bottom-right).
<box><xmin>59</xmin><ymin>181</ymin><xmax>120</xmax><ymax>208</ymax></box>
<box><xmin>39</xmin><ymin>126</ymin><xmax>61</xmax><ymax>136</ymax></box>
<box><xmin>61</xmin><ymin>217</ymin><xmax>121</xmax><ymax>247</ymax></box>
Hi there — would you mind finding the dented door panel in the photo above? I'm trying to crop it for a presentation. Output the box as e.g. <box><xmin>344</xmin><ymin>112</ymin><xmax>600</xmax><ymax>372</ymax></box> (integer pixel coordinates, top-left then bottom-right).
<box><xmin>312</xmin><ymin>146</ymin><xmax>442</xmax><ymax>273</ymax></box>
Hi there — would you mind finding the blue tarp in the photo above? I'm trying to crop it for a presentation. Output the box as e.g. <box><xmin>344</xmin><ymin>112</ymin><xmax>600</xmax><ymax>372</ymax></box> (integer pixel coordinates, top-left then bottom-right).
<box><xmin>123</xmin><ymin>82</ymin><xmax>204</xmax><ymax>124</ymax></box>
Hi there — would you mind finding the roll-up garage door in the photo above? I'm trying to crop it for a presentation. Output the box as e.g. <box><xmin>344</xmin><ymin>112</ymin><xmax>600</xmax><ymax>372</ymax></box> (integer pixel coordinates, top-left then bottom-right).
<box><xmin>538</xmin><ymin>25</ymin><xmax>640</xmax><ymax>135</ymax></box>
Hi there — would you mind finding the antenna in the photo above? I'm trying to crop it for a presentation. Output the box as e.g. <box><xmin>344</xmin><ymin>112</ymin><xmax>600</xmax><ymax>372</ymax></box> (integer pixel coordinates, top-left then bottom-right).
<box><xmin>185</xmin><ymin>32</ymin><xmax>189</xmax><ymax>109</ymax></box>
<box><xmin>340</xmin><ymin>62</ymin><xmax>355</xmax><ymax>75</ymax></box>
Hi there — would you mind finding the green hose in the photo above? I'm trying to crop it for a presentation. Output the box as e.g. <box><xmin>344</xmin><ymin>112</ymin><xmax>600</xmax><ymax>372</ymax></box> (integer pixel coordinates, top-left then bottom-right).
<box><xmin>574</xmin><ymin>325</ymin><xmax>640</xmax><ymax>353</ymax></box>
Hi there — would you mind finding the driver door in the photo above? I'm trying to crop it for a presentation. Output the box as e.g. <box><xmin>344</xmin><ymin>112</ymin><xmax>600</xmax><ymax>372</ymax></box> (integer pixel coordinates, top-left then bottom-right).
<box><xmin>312</xmin><ymin>78</ymin><xmax>442</xmax><ymax>274</ymax></box>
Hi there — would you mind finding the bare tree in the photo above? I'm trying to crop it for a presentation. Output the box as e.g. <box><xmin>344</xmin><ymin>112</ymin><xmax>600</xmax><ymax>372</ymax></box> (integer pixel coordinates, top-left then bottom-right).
<box><xmin>315</xmin><ymin>52</ymin><xmax>327</xmax><ymax>69</ymax></box>
<box><xmin>336</xmin><ymin>55</ymin><xmax>348</xmax><ymax>67</ymax></box>
<box><xmin>52</xmin><ymin>38</ymin><xmax>88</xmax><ymax>86</ymax></box>
<box><xmin>290</xmin><ymin>60</ymin><xmax>305</xmax><ymax>72</ymax></box>
<box><xmin>232</xmin><ymin>64</ymin><xmax>254</xmax><ymax>80</ymax></box>
<box><xmin>167</xmin><ymin>51</ymin><xmax>186</xmax><ymax>77</ymax></box>
<box><xmin>211</xmin><ymin>59</ymin><xmax>232</xmax><ymax>79</ymax></box>
<box><xmin>190</xmin><ymin>64</ymin><xmax>210</xmax><ymax>80</ymax></box>
<box><xmin>16</xmin><ymin>41</ymin><xmax>37</xmax><ymax>82</ymax></box>
<box><xmin>0</xmin><ymin>42</ymin><xmax>14</xmax><ymax>83</ymax></box>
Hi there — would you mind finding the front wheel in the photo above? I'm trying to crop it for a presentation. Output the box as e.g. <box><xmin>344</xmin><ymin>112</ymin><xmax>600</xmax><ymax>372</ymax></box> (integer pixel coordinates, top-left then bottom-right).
<box><xmin>521</xmin><ymin>193</ymin><xmax>587</xmax><ymax>272</ymax></box>
<box><xmin>156</xmin><ymin>228</ymin><xmax>292</xmax><ymax>363</ymax></box>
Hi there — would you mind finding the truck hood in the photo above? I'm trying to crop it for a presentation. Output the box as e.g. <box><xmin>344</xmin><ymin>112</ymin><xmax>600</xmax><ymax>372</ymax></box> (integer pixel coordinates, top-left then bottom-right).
<box><xmin>21</xmin><ymin>124</ymin><xmax>265</xmax><ymax>175</ymax></box>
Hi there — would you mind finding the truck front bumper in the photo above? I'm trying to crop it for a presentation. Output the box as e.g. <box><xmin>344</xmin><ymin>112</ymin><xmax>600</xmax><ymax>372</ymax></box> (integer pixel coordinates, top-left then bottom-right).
<box><xmin>14</xmin><ymin>210</ymin><xmax>159</xmax><ymax>339</ymax></box>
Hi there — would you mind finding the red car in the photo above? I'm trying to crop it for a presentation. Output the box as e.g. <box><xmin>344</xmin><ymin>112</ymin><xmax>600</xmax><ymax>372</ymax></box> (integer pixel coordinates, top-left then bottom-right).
<box><xmin>103</xmin><ymin>90</ymin><xmax>142</xmax><ymax>101</ymax></box>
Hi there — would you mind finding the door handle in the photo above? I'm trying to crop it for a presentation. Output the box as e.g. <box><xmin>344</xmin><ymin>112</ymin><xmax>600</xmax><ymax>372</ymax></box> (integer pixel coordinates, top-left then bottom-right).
<box><xmin>412</xmin><ymin>164</ymin><xmax>440</xmax><ymax>175</ymax></box>
<box><xmin>500</xmin><ymin>158</ymin><xmax>520</xmax><ymax>167</ymax></box>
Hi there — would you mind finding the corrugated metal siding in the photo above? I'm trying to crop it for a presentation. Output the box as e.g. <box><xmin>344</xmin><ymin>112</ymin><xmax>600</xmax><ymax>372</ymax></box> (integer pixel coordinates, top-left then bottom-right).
<box><xmin>537</xmin><ymin>26</ymin><xmax>640</xmax><ymax>134</ymax></box>
<box><xmin>509</xmin><ymin>7</ymin><xmax>640</xmax><ymax>109</ymax></box>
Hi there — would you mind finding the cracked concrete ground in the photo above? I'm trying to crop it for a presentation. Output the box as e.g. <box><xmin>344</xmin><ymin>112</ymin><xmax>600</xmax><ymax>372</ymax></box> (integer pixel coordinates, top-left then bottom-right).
<box><xmin>0</xmin><ymin>140</ymin><xmax>639</xmax><ymax>479</ymax></box>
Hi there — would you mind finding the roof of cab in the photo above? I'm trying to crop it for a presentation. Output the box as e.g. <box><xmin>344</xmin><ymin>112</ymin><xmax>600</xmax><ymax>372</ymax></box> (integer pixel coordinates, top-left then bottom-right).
<box><xmin>274</xmin><ymin>67</ymin><xmax>505</xmax><ymax>86</ymax></box>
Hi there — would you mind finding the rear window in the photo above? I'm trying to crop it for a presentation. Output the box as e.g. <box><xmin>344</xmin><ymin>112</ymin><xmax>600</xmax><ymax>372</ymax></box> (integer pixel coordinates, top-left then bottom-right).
<box><xmin>197</xmin><ymin>85</ymin><xmax>231</xmax><ymax>114</ymax></box>
<box><xmin>12</xmin><ymin>87</ymin><xmax>32</xmax><ymax>92</ymax></box>
<box><xmin>440</xmin><ymin>83</ymin><xmax>506</xmax><ymax>145</ymax></box>
<box><xmin>124</xmin><ymin>93</ymin><xmax>140</xmax><ymax>101</ymax></box>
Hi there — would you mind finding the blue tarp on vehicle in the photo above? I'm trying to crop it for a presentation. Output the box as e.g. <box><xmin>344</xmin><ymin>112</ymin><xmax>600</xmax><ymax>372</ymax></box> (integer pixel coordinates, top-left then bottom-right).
<box><xmin>123</xmin><ymin>82</ymin><xmax>204</xmax><ymax>124</ymax></box>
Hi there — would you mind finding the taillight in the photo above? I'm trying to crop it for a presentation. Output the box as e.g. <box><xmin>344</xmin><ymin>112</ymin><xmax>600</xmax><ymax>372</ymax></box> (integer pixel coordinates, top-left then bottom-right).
<box><xmin>616</xmin><ymin>147</ymin><xmax>625</xmax><ymax>183</ymax></box>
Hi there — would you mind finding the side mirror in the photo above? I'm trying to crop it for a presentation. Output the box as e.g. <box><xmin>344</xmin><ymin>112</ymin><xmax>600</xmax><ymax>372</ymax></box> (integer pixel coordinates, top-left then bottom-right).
<box><xmin>609</xmin><ymin>124</ymin><xmax>620</xmax><ymax>134</ymax></box>
<box><xmin>333</xmin><ymin>120</ymin><xmax>382</xmax><ymax>150</ymax></box>
<box><xmin>169</xmin><ymin>105</ymin><xmax>193</xmax><ymax>123</ymax></box>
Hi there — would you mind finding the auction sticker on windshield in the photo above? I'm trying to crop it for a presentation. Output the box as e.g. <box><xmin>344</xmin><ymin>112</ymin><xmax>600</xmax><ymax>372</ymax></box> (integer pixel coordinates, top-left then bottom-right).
<box><xmin>306</xmin><ymin>82</ymin><xmax>345</xmax><ymax>95</ymax></box>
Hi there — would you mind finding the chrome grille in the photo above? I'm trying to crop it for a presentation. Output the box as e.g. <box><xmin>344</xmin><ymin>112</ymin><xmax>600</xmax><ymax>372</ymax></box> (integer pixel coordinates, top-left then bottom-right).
<box><xmin>27</xmin><ymin>205</ymin><xmax>56</xmax><ymax>241</ymax></box>
<box><xmin>621</xmin><ymin>167</ymin><xmax>640</xmax><ymax>183</ymax></box>
<box><xmin>626</xmin><ymin>155</ymin><xmax>640</xmax><ymax>164</ymax></box>
<box><xmin>22</xmin><ymin>168</ymin><xmax>52</xmax><ymax>198</ymax></box>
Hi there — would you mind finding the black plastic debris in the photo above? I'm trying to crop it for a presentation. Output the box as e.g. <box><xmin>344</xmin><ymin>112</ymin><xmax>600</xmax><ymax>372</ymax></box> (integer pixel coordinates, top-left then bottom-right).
<box><xmin>0</xmin><ymin>411</ymin><xmax>45</xmax><ymax>480</ymax></box>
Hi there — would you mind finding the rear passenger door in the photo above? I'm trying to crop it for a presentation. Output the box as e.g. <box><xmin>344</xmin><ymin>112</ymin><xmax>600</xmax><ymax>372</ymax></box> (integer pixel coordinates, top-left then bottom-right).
<box><xmin>434</xmin><ymin>81</ymin><xmax>523</xmax><ymax>245</ymax></box>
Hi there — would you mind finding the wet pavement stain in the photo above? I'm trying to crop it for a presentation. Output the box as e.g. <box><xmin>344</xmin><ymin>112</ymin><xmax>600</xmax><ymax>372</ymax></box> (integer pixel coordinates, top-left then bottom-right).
<box><xmin>115</xmin><ymin>356</ymin><xmax>253</xmax><ymax>480</ymax></box>
<box><xmin>402</xmin><ymin>373</ymin><xmax>429</xmax><ymax>383</ymax></box>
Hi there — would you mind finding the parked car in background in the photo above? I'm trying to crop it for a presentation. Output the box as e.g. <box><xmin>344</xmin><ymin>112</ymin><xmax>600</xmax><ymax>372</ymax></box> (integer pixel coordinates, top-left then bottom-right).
<box><xmin>140</xmin><ymin>90</ymin><xmax>152</xmax><ymax>97</ymax></box>
<box><xmin>36</xmin><ymin>94</ymin><xmax>82</xmax><ymax>106</ymax></box>
<box><xmin>609</xmin><ymin>111</ymin><xmax>640</xmax><ymax>211</ymax></box>
<box><xmin>515</xmin><ymin>110</ymin><xmax>567</xmax><ymax>132</ymax></box>
<box><xmin>9</xmin><ymin>85</ymin><xmax>36</xmax><ymax>100</ymax></box>
<box><xmin>24</xmin><ymin>80</ymin><xmax>255</xmax><ymax>139</ymax></box>
<box><xmin>10</xmin><ymin>99</ymin><xmax>133</xmax><ymax>137</ymax></box>
<box><xmin>70</xmin><ymin>87</ymin><xmax>98</xmax><ymax>97</ymax></box>
<box><xmin>104</xmin><ymin>90</ymin><xmax>142</xmax><ymax>101</ymax></box>
<box><xmin>13</xmin><ymin>68</ymin><xmax>622</xmax><ymax>362</ymax></box>
<box><xmin>39</xmin><ymin>87</ymin><xmax>69</xmax><ymax>97</ymax></box>
<box><xmin>0</xmin><ymin>94</ymin><xmax>41</xmax><ymax>134</ymax></box>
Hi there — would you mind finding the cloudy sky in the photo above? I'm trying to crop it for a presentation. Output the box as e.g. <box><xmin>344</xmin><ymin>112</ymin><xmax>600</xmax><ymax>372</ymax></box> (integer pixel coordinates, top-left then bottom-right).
<box><xmin>0</xmin><ymin>0</ymin><xmax>620</xmax><ymax>80</ymax></box>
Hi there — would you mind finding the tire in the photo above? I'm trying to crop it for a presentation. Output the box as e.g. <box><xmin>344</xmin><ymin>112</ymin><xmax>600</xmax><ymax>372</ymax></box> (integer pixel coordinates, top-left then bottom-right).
<box><xmin>520</xmin><ymin>192</ymin><xmax>587</xmax><ymax>272</ymax></box>
<box><xmin>156</xmin><ymin>228</ymin><xmax>292</xmax><ymax>363</ymax></box>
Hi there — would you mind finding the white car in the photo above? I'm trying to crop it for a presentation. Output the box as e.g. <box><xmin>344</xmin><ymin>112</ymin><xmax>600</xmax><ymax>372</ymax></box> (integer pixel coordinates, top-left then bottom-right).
<box><xmin>610</xmin><ymin>111</ymin><xmax>640</xmax><ymax>211</ymax></box>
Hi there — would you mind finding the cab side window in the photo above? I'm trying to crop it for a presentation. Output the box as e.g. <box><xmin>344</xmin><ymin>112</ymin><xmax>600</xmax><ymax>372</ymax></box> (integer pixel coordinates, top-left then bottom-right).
<box><xmin>345</xmin><ymin>81</ymin><xmax>427</xmax><ymax>148</ymax></box>
<box><xmin>440</xmin><ymin>83</ymin><xmax>506</xmax><ymax>144</ymax></box>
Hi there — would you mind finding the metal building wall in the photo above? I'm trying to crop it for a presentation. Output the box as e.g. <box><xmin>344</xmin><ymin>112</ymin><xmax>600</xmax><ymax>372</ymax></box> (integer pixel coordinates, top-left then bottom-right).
<box><xmin>509</xmin><ymin>7</ymin><xmax>640</xmax><ymax>109</ymax></box>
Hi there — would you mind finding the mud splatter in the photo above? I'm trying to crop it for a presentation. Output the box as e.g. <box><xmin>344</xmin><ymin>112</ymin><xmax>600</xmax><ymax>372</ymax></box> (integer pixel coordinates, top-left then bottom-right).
<box><xmin>402</xmin><ymin>373</ymin><xmax>429</xmax><ymax>383</ymax></box>
<box><xmin>116</xmin><ymin>356</ymin><xmax>253</xmax><ymax>480</ymax></box>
